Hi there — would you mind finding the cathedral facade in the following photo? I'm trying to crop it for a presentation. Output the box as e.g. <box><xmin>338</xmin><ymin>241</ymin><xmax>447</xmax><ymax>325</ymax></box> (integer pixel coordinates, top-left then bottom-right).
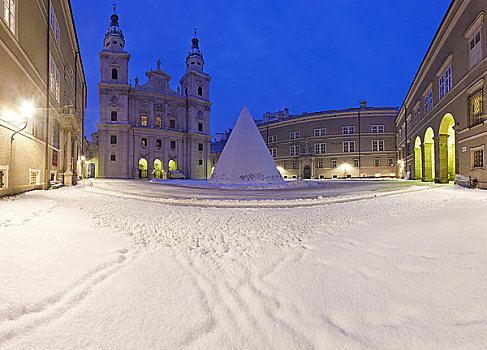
<box><xmin>90</xmin><ymin>11</ymin><xmax>211</xmax><ymax>179</ymax></box>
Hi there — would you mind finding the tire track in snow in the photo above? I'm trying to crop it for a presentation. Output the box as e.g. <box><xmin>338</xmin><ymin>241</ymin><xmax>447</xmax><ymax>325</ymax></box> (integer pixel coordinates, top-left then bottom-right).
<box><xmin>0</xmin><ymin>249</ymin><xmax>132</xmax><ymax>345</ymax></box>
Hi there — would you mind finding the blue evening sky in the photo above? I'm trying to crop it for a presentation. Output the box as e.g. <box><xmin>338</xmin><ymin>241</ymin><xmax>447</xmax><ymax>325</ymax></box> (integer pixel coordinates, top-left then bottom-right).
<box><xmin>71</xmin><ymin>0</ymin><xmax>452</xmax><ymax>139</ymax></box>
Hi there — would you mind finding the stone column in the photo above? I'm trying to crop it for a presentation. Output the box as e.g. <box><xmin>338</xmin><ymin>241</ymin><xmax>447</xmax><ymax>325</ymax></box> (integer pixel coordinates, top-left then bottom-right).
<box><xmin>437</xmin><ymin>134</ymin><xmax>449</xmax><ymax>183</ymax></box>
<box><xmin>414</xmin><ymin>147</ymin><xmax>422</xmax><ymax>180</ymax></box>
<box><xmin>423</xmin><ymin>142</ymin><xmax>433</xmax><ymax>182</ymax></box>
<box><xmin>64</xmin><ymin>129</ymin><xmax>73</xmax><ymax>186</ymax></box>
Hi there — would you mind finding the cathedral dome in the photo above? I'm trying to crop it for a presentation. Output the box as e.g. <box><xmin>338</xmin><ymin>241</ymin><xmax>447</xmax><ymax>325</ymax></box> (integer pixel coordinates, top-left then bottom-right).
<box><xmin>105</xmin><ymin>13</ymin><xmax>124</xmax><ymax>40</ymax></box>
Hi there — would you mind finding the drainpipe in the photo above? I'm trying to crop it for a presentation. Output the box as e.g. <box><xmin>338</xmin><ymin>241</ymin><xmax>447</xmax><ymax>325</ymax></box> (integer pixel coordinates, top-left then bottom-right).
<box><xmin>44</xmin><ymin>0</ymin><xmax>51</xmax><ymax>190</ymax></box>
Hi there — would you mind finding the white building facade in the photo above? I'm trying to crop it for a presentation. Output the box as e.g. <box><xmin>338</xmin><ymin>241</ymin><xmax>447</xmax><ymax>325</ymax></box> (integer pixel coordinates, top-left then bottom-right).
<box><xmin>92</xmin><ymin>11</ymin><xmax>211</xmax><ymax>179</ymax></box>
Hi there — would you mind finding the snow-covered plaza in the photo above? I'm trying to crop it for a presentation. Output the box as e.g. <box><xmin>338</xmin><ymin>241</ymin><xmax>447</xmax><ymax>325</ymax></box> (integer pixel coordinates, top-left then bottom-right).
<box><xmin>1</xmin><ymin>179</ymin><xmax>487</xmax><ymax>349</ymax></box>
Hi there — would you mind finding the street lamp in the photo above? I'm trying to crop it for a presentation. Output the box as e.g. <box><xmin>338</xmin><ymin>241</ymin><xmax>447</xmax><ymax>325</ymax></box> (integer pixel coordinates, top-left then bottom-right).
<box><xmin>5</xmin><ymin>100</ymin><xmax>36</xmax><ymax>142</ymax></box>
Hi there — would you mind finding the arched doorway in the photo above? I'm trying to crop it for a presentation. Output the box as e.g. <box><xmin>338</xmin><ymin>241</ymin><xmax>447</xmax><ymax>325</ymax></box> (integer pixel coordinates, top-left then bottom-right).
<box><xmin>139</xmin><ymin>158</ymin><xmax>148</xmax><ymax>178</ymax></box>
<box><xmin>439</xmin><ymin>113</ymin><xmax>456</xmax><ymax>182</ymax></box>
<box><xmin>168</xmin><ymin>160</ymin><xmax>177</xmax><ymax>178</ymax></box>
<box><xmin>414</xmin><ymin>137</ymin><xmax>422</xmax><ymax>180</ymax></box>
<box><xmin>87</xmin><ymin>163</ymin><xmax>96</xmax><ymax>178</ymax></box>
<box><xmin>154</xmin><ymin>159</ymin><xmax>163</xmax><ymax>179</ymax></box>
<box><xmin>303</xmin><ymin>165</ymin><xmax>311</xmax><ymax>179</ymax></box>
<box><xmin>423</xmin><ymin>128</ymin><xmax>435</xmax><ymax>182</ymax></box>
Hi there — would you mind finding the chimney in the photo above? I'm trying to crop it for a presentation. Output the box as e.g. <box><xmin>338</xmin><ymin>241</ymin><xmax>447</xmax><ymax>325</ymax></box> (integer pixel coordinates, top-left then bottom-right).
<box><xmin>360</xmin><ymin>101</ymin><xmax>367</xmax><ymax>110</ymax></box>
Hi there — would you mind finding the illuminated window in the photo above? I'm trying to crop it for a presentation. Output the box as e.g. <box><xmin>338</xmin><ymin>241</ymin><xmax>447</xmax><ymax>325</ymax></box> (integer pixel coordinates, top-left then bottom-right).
<box><xmin>49</xmin><ymin>3</ymin><xmax>60</xmax><ymax>44</ymax></box>
<box><xmin>290</xmin><ymin>145</ymin><xmax>300</xmax><ymax>156</ymax></box>
<box><xmin>156</xmin><ymin>116</ymin><xmax>162</xmax><ymax>128</ymax></box>
<box><xmin>314</xmin><ymin>143</ymin><xmax>326</xmax><ymax>154</ymax></box>
<box><xmin>372</xmin><ymin>140</ymin><xmax>384</xmax><ymax>151</ymax></box>
<box><xmin>439</xmin><ymin>65</ymin><xmax>452</xmax><ymax>100</ymax></box>
<box><xmin>141</xmin><ymin>138</ymin><xmax>147</xmax><ymax>147</ymax></box>
<box><xmin>112</xmin><ymin>68</ymin><xmax>118</xmax><ymax>80</ymax></box>
<box><xmin>343</xmin><ymin>141</ymin><xmax>355</xmax><ymax>152</ymax></box>
<box><xmin>156</xmin><ymin>139</ymin><xmax>162</xmax><ymax>148</ymax></box>
<box><xmin>111</xmin><ymin>111</ymin><xmax>117</xmax><ymax>121</ymax></box>
<box><xmin>342</xmin><ymin>126</ymin><xmax>355</xmax><ymax>134</ymax></box>
<box><xmin>371</xmin><ymin>125</ymin><xmax>384</xmax><ymax>133</ymax></box>
<box><xmin>469</xmin><ymin>28</ymin><xmax>482</xmax><ymax>69</ymax></box>
<box><xmin>468</xmin><ymin>89</ymin><xmax>484</xmax><ymax>126</ymax></box>
<box><xmin>140</xmin><ymin>115</ymin><xmax>147</xmax><ymax>126</ymax></box>
<box><xmin>424</xmin><ymin>90</ymin><xmax>433</xmax><ymax>114</ymax></box>
<box><xmin>2</xmin><ymin>0</ymin><xmax>15</xmax><ymax>34</ymax></box>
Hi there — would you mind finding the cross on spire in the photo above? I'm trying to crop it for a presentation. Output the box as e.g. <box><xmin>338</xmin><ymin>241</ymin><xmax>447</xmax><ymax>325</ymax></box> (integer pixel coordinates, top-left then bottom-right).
<box><xmin>113</xmin><ymin>3</ymin><xmax>117</xmax><ymax>13</ymax></box>
<box><xmin>194</xmin><ymin>28</ymin><xmax>197</xmax><ymax>37</ymax></box>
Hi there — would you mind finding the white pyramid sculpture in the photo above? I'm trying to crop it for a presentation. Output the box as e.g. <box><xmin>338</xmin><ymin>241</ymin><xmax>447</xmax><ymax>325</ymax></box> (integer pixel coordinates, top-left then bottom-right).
<box><xmin>209</xmin><ymin>106</ymin><xmax>285</xmax><ymax>185</ymax></box>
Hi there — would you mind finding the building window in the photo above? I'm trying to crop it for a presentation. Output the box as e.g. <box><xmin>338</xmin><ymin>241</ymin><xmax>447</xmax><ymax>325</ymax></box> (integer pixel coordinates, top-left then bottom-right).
<box><xmin>112</xmin><ymin>68</ymin><xmax>118</xmax><ymax>80</ymax></box>
<box><xmin>414</xmin><ymin>105</ymin><xmax>420</xmax><ymax>125</ymax></box>
<box><xmin>2</xmin><ymin>0</ymin><xmax>15</xmax><ymax>34</ymax></box>
<box><xmin>342</xmin><ymin>126</ymin><xmax>355</xmax><ymax>134</ymax></box>
<box><xmin>473</xmin><ymin>149</ymin><xmax>484</xmax><ymax>168</ymax></box>
<box><xmin>439</xmin><ymin>64</ymin><xmax>452</xmax><ymax>100</ymax></box>
<box><xmin>372</xmin><ymin>140</ymin><xmax>384</xmax><ymax>151</ymax></box>
<box><xmin>292</xmin><ymin>162</ymin><xmax>298</xmax><ymax>169</ymax></box>
<box><xmin>371</xmin><ymin>125</ymin><xmax>384</xmax><ymax>133</ymax></box>
<box><xmin>110</xmin><ymin>154</ymin><xmax>116</xmax><ymax>161</ymax></box>
<box><xmin>199</xmin><ymin>158</ymin><xmax>203</xmax><ymax>166</ymax></box>
<box><xmin>468</xmin><ymin>88</ymin><xmax>484</xmax><ymax>126</ymax></box>
<box><xmin>111</xmin><ymin>111</ymin><xmax>118</xmax><ymax>121</ymax></box>
<box><xmin>198</xmin><ymin>123</ymin><xmax>203</xmax><ymax>132</ymax></box>
<box><xmin>424</xmin><ymin>90</ymin><xmax>433</xmax><ymax>114</ymax></box>
<box><xmin>29</xmin><ymin>169</ymin><xmax>40</xmax><ymax>185</ymax></box>
<box><xmin>290</xmin><ymin>145</ymin><xmax>300</xmax><ymax>156</ymax></box>
<box><xmin>156</xmin><ymin>116</ymin><xmax>162</xmax><ymax>128</ymax></box>
<box><xmin>289</xmin><ymin>131</ymin><xmax>300</xmax><ymax>139</ymax></box>
<box><xmin>141</xmin><ymin>138</ymin><xmax>147</xmax><ymax>147</ymax></box>
<box><xmin>140</xmin><ymin>115</ymin><xmax>147</xmax><ymax>126</ymax></box>
<box><xmin>110</xmin><ymin>135</ymin><xmax>117</xmax><ymax>144</ymax></box>
<box><xmin>184</xmin><ymin>88</ymin><xmax>188</xmax><ymax>96</ymax></box>
<box><xmin>331</xmin><ymin>159</ymin><xmax>337</xmax><ymax>168</ymax></box>
<box><xmin>49</xmin><ymin>3</ymin><xmax>60</xmax><ymax>44</ymax></box>
<box><xmin>198</xmin><ymin>86</ymin><xmax>203</xmax><ymax>96</ymax></box>
<box><xmin>374</xmin><ymin>158</ymin><xmax>380</xmax><ymax>167</ymax></box>
<box><xmin>388</xmin><ymin>158</ymin><xmax>394</xmax><ymax>166</ymax></box>
<box><xmin>316</xmin><ymin>160</ymin><xmax>323</xmax><ymax>168</ymax></box>
<box><xmin>170</xmin><ymin>141</ymin><xmax>176</xmax><ymax>149</ymax></box>
<box><xmin>343</xmin><ymin>141</ymin><xmax>355</xmax><ymax>152</ymax></box>
<box><xmin>314</xmin><ymin>143</ymin><xmax>326</xmax><ymax>154</ymax></box>
<box><xmin>169</xmin><ymin>119</ymin><xmax>175</xmax><ymax>129</ymax></box>
<box><xmin>49</xmin><ymin>55</ymin><xmax>60</xmax><ymax>102</ymax></box>
<box><xmin>0</xmin><ymin>165</ymin><xmax>8</xmax><ymax>188</ymax></box>
<box><xmin>268</xmin><ymin>135</ymin><xmax>277</xmax><ymax>143</ymax></box>
<box><xmin>198</xmin><ymin>143</ymin><xmax>203</xmax><ymax>151</ymax></box>
<box><xmin>469</xmin><ymin>28</ymin><xmax>482</xmax><ymax>69</ymax></box>
<box><xmin>269</xmin><ymin>148</ymin><xmax>277</xmax><ymax>157</ymax></box>
<box><xmin>156</xmin><ymin>139</ymin><xmax>162</xmax><ymax>148</ymax></box>
<box><xmin>354</xmin><ymin>159</ymin><xmax>359</xmax><ymax>167</ymax></box>
<box><xmin>314</xmin><ymin>128</ymin><xmax>326</xmax><ymax>136</ymax></box>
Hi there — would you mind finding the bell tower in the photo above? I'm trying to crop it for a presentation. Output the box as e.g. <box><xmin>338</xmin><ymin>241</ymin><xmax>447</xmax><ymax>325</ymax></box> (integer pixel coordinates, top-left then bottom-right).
<box><xmin>179</xmin><ymin>30</ymin><xmax>210</xmax><ymax>100</ymax></box>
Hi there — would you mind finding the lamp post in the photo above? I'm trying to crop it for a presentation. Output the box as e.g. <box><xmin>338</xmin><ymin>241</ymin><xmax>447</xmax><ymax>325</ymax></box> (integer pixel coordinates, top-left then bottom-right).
<box><xmin>7</xmin><ymin>100</ymin><xmax>36</xmax><ymax>142</ymax></box>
